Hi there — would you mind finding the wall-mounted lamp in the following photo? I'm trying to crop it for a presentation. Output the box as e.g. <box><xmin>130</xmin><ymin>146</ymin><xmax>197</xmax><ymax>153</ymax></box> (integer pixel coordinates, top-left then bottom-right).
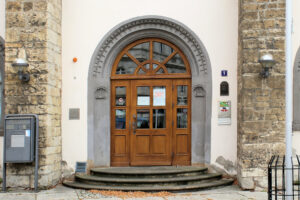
<box><xmin>12</xmin><ymin>58</ymin><xmax>30</xmax><ymax>82</ymax></box>
<box><xmin>259</xmin><ymin>54</ymin><xmax>275</xmax><ymax>78</ymax></box>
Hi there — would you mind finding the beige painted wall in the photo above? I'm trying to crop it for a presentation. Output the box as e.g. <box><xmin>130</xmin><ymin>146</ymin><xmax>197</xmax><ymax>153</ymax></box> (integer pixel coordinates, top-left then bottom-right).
<box><xmin>0</xmin><ymin>0</ymin><xmax>298</xmax><ymax>178</ymax></box>
<box><xmin>61</xmin><ymin>0</ymin><xmax>238</xmax><ymax>170</ymax></box>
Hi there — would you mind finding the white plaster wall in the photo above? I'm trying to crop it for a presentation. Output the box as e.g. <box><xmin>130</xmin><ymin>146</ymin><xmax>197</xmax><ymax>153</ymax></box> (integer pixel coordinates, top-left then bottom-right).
<box><xmin>0</xmin><ymin>0</ymin><xmax>5</xmax><ymax>169</ymax></box>
<box><xmin>292</xmin><ymin>0</ymin><xmax>300</xmax><ymax>154</ymax></box>
<box><xmin>62</xmin><ymin>0</ymin><xmax>238</xmax><ymax>169</ymax></box>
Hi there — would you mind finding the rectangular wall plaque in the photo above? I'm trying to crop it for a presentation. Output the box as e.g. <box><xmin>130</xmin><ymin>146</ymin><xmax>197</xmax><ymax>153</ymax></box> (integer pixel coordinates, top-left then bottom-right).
<box><xmin>69</xmin><ymin>108</ymin><xmax>80</xmax><ymax>120</ymax></box>
<box><xmin>218</xmin><ymin>101</ymin><xmax>231</xmax><ymax>125</ymax></box>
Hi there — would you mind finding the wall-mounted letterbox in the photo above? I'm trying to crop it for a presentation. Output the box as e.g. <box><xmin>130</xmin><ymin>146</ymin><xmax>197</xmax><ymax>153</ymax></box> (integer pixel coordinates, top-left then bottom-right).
<box><xmin>4</xmin><ymin>116</ymin><xmax>36</xmax><ymax>163</ymax></box>
<box><xmin>3</xmin><ymin>114</ymin><xmax>39</xmax><ymax>192</ymax></box>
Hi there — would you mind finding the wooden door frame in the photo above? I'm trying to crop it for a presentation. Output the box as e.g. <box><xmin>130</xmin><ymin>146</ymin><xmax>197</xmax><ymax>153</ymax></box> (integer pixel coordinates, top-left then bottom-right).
<box><xmin>110</xmin><ymin>38</ymin><xmax>192</xmax><ymax>166</ymax></box>
<box><xmin>110</xmin><ymin>78</ymin><xmax>191</xmax><ymax>166</ymax></box>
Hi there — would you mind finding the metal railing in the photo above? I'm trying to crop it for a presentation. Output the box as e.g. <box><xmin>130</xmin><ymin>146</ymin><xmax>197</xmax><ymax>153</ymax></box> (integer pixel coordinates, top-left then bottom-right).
<box><xmin>268</xmin><ymin>155</ymin><xmax>300</xmax><ymax>200</ymax></box>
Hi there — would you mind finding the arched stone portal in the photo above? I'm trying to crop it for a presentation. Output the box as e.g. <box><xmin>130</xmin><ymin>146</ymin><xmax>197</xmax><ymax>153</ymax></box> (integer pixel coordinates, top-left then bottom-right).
<box><xmin>88</xmin><ymin>16</ymin><xmax>212</xmax><ymax>166</ymax></box>
<box><xmin>293</xmin><ymin>47</ymin><xmax>300</xmax><ymax>130</ymax></box>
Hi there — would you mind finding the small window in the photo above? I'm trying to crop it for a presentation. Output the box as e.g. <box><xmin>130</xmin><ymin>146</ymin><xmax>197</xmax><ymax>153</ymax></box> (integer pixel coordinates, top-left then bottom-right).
<box><xmin>220</xmin><ymin>81</ymin><xmax>229</xmax><ymax>96</ymax></box>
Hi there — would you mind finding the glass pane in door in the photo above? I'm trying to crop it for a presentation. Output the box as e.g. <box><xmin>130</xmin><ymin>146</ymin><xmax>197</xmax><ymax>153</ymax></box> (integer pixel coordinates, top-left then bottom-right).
<box><xmin>137</xmin><ymin>109</ymin><xmax>150</xmax><ymax>129</ymax></box>
<box><xmin>165</xmin><ymin>53</ymin><xmax>186</xmax><ymax>73</ymax></box>
<box><xmin>153</xmin><ymin>42</ymin><xmax>174</xmax><ymax>62</ymax></box>
<box><xmin>116</xmin><ymin>54</ymin><xmax>137</xmax><ymax>74</ymax></box>
<box><xmin>153</xmin><ymin>86</ymin><xmax>166</xmax><ymax>106</ymax></box>
<box><xmin>128</xmin><ymin>42</ymin><xmax>150</xmax><ymax>63</ymax></box>
<box><xmin>177</xmin><ymin>86</ymin><xmax>188</xmax><ymax>105</ymax></box>
<box><xmin>115</xmin><ymin>86</ymin><xmax>126</xmax><ymax>106</ymax></box>
<box><xmin>115</xmin><ymin>109</ymin><xmax>126</xmax><ymax>129</ymax></box>
<box><xmin>153</xmin><ymin>109</ymin><xmax>166</xmax><ymax>128</ymax></box>
<box><xmin>177</xmin><ymin>108</ymin><xmax>188</xmax><ymax>128</ymax></box>
<box><xmin>137</xmin><ymin>87</ymin><xmax>150</xmax><ymax>106</ymax></box>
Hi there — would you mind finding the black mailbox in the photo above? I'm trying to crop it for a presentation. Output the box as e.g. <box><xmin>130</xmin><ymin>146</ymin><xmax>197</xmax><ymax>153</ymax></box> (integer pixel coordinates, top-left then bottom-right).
<box><xmin>5</xmin><ymin>117</ymin><xmax>36</xmax><ymax>162</ymax></box>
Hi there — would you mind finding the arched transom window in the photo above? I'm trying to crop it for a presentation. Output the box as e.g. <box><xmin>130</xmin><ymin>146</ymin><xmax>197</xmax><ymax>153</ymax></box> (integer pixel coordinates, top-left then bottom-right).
<box><xmin>111</xmin><ymin>38</ymin><xmax>191</xmax><ymax>79</ymax></box>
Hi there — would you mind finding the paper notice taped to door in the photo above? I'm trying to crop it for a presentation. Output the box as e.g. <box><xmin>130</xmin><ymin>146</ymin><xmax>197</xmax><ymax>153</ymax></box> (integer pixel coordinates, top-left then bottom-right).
<box><xmin>153</xmin><ymin>87</ymin><xmax>166</xmax><ymax>106</ymax></box>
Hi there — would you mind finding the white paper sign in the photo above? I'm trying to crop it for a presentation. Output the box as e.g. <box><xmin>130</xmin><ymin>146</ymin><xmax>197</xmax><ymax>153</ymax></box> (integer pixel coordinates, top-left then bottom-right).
<box><xmin>11</xmin><ymin>135</ymin><xmax>25</xmax><ymax>148</ymax></box>
<box><xmin>153</xmin><ymin>87</ymin><xmax>166</xmax><ymax>106</ymax></box>
<box><xmin>137</xmin><ymin>96</ymin><xmax>150</xmax><ymax>106</ymax></box>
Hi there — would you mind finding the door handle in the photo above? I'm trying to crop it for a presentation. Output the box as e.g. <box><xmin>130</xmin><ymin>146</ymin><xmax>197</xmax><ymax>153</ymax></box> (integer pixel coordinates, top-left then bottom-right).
<box><xmin>129</xmin><ymin>120</ymin><xmax>131</xmax><ymax>132</ymax></box>
<box><xmin>132</xmin><ymin>114</ymin><xmax>137</xmax><ymax>135</ymax></box>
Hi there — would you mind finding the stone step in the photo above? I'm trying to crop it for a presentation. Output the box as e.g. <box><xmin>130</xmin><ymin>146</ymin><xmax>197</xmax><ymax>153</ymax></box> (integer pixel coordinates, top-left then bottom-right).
<box><xmin>91</xmin><ymin>166</ymin><xmax>208</xmax><ymax>178</ymax></box>
<box><xmin>63</xmin><ymin>178</ymin><xmax>234</xmax><ymax>191</ymax></box>
<box><xmin>75</xmin><ymin>173</ymin><xmax>222</xmax><ymax>186</ymax></box>
<box><xmin>63</xmin><ymin>166</ymin><xmax>234</xmax><ymax>191</ymax></box>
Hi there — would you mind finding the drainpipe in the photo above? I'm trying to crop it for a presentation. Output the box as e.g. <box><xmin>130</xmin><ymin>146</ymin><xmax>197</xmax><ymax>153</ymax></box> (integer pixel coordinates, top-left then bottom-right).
<box><xmin>285</xmin><ymin>0</ymin><xmax>293</xmax><ymax>199</ymax></box>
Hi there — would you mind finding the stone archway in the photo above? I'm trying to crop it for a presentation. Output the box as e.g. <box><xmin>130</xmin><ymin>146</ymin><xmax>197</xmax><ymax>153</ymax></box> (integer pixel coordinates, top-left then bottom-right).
<box><xmin>293</xmin><ymin>47</ymin><xmax>300</xmax><ymax>130</ymax></box>
<box><xmin>88</xmin><ymin>16</ymin><xmax>212</xmax><ymax>166</ymax></box>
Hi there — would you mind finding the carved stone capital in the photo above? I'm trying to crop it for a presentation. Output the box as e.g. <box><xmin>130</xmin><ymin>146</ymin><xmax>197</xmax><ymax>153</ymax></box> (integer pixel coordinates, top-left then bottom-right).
<box><xmin>193</xmin><ymin>85</ymin><xmax>205</xmax><ymax>97</ymax></box>
<box><xmin>95</xmin><ymin>87</ymin><xmax>107</xmax><ymax>100</ymax></box>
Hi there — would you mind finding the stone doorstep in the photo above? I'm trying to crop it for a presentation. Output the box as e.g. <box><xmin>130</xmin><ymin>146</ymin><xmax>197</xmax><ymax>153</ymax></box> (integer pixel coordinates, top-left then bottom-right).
<box><xmin>91</xmin><ymin>166</ymin><xmax>208</xmax><ymax>175</ymax></box>
<box><xmin>76</xmin><ymin>173</ymin><xmax>222</xmax><ymax>183</ymax></box>
<box><xmin>63</xmin><ymin>178</ymin><xmax>234</xmax><ymax>191</ymax></box>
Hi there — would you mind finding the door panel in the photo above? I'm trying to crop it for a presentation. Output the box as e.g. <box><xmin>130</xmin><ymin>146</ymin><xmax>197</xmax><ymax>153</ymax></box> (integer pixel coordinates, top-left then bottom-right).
<box><xmin>111</xmin><ymin>80</ymin><xmax>131</xmax><ymax>166</ymax></box>
<box><xmin>136</xmin><ymin>135</ymin><xmax>150</xmax><ymax>154</ymax></box>
<box><xmin>172</xmin><ymin>79</ymin><xmax>191</xmax><ymax>165</ymax></box>
<box><xmin>152</xmin><ymin>135</ymin><xmax>166</xmax><ymax>154</ymax></box>
<box><xmin>130</xmin><ymin>79</ymin><xmax>172</xmax><ymax>166</ymax></box>
<box><xmin>111</xmin><ymin>79</ymin><xmax>191</xmax><ymax>166</ymax></box>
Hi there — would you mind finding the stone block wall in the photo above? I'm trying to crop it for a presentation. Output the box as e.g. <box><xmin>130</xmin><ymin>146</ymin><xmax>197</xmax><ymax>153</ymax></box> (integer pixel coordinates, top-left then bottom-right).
<box><xmin>4</xmin><ymin>0</ymin><xmax>62</xmax><ymax>188</ymax></box>
<box><xmin>238</xmin><ymin>0</ymin><xmax>286</xmax><ymax>189</ymax></box>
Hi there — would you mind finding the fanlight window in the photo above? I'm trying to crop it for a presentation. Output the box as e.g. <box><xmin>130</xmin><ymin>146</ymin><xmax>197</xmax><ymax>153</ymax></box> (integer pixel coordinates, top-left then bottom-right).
<box><xmin>114</xmin><ymin>39</ymin><xmax>190</xmax><ymax>76</ymax></box>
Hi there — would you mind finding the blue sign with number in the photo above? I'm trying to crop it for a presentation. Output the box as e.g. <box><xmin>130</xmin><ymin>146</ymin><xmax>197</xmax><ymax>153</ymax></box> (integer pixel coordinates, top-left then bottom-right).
<box><xmin>221</xmin><ymin>70</ymin><xmax>228</xmax><ymax>77</ymax></box>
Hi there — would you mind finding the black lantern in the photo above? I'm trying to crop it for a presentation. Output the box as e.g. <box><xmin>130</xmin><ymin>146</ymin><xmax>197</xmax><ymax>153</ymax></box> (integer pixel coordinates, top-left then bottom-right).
<box><xmin>259</xmin><ymin>54</ymin><xmax>275</xmax><ymax>78</ymax></box>
<box><xmin>12</xmin><ymin>58</ymin><xmax>30</xmax><ymax>82</ymax></box>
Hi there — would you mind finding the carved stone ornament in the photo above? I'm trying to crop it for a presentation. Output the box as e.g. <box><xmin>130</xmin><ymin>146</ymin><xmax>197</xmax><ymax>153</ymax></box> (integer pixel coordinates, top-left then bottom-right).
<box><xmin>95</xmin><ymin>87</ymin><xmax>107</xmax><ymax>99</ymax></box>
<box><xmin>193</xmin><ymin>86</ymin><xmax>205</xmax><ymax>97</ymax></box>
<box><xmin>92</xmin><ymin>16</ymin><xmax>208</xmax><ymax>77</ymax></box>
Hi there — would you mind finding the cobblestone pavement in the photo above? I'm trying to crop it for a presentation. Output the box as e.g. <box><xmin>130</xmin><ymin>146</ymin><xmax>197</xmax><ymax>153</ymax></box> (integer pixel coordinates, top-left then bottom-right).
<box><xmin>0</xmin><ymin>184</ymin><xmax>267</xmax><ymax>200</ymax></box>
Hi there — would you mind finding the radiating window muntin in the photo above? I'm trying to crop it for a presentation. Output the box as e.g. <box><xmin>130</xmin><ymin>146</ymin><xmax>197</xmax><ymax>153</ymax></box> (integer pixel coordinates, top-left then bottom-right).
<box><xmin>113</xmin><ymin>39</ymin><xmax>190</xmax><ymax>76</ymax></box>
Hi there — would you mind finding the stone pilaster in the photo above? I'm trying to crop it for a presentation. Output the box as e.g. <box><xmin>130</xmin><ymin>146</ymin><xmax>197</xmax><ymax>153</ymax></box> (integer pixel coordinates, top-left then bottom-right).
<box><xmin>5</xmin><ymin>0</ymin><xmax>62</xmax><ymax>188</ymax></box>
<box><xmin>238</xmin><ymin>0</ymin><xmax>286</xmax><ymax>189</ymax></box>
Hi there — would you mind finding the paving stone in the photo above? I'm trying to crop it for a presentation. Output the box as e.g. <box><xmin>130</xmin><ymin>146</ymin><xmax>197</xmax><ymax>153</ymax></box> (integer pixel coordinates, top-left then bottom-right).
<box><xmin>0</xmin><ymin>184</ymin><xmax>268</xmax><ymax>200</ymax></box>
<box><xmin>0</xmin><ymin>193</ymin><xmax>36</xmax><ymax>200</ymax></box>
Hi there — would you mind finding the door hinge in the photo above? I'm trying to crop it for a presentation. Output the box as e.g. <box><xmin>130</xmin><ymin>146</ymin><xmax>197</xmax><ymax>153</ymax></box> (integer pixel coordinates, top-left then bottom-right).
<box><xmin>172</xmin><ymin>120</ymin><xmax>174</xmax><ymax>126</ymax></box>
<box><xmin>172</xmin><ymin>103</ymin><xmax>174</xmax><ymax>108</ymax></box>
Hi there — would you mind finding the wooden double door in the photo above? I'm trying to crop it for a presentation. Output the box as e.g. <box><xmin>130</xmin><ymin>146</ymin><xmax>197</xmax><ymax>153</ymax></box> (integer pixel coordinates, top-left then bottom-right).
<box><xmin>111</xmin><ymin>79</ymin><xmax>191</xmax><ymax>166</ymax></box>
